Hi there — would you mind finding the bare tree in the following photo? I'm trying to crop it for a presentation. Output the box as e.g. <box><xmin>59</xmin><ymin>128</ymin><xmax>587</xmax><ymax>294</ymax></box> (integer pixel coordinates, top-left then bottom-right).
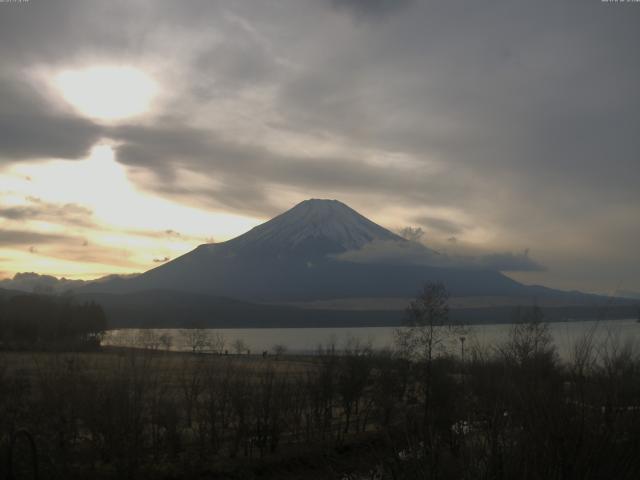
<box><xmin>395</xmin><ymin>282</ymin><xmax>460</xmax><ymax>363</ymax></box>
<box><xmin>337</xmin><ymin>338</ymin><xmax>372</xmax><ymax>435</ymax></box>
<box><xmin>232</xmin><ymin>338</ymin><xmax>248</xmax><ymax>355</ymax></box>
<box><xmin>137</xmin><ymin>329</ymin><xmax>161</xmax><ymax>351</ymax></box>
<box><xmin>210</xmin><ymin>331</ymin><xmax>226</xmax><ymax>355</ymax></box>
<box><xmin>394</xmin><ymin>282</ymin><xmax>462</xmax><ymax>461</ymax></box>
<box><xmin>178</xmin><ymin>356</ymin><xmax>205</xmax><ymax>428</ymax></box>
<box><xmin>181</xmin><ymin>328</ymin><xmax>210</xmax><ymax>354</ymax></box>
<box><xmin>159</xmin><ymin>332</ymin><xmax>173</xmax><ymax>351</ymax></box>
<box><xmin>272</xmin><ymin>344</ymin><xmax>287</xmax><ymax>359</ymax></box>
<box><xmin>500</xmin><ymin>305</ymin><xmax>556</xmax><ymax>366</ymax></box>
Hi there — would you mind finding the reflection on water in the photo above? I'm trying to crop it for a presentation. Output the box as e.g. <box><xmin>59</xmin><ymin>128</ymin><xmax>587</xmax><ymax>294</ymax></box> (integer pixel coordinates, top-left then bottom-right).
<box><xmin>103</xmin><ymin>319</ymin><xmax>640</xmax><ymax>361</ymax></box>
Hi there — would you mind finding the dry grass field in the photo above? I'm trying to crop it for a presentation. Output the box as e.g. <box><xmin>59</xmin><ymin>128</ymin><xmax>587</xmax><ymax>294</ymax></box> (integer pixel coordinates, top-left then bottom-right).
<box><xmin>2</xmin><ymin>324</ymin><xmax>640</xmax><ymax>479</ymax></box>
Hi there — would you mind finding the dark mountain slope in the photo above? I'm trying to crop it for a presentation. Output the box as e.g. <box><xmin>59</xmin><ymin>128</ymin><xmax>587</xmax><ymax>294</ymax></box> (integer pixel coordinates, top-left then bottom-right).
<box><xmin>84</xmin><ymin>199</ymin><xmax>527</xmax><ymax>301</ymax></box>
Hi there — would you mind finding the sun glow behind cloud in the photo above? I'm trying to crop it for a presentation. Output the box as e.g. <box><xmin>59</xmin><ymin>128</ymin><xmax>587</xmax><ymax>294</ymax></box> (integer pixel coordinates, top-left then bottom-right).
<box><xmin>0</xmin><ymin>145</ymin><xmax>261</xmax><ymax>279</ymax></box>
<box><xmin>54</xmin><ymin>66</ymin><xmax>158</xmax><ymax>121</ymax></box>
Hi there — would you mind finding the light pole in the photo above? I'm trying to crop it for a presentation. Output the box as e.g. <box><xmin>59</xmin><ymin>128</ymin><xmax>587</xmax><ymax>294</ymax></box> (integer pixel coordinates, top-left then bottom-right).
<box><xmin>460</xmin><ymin>336</ymin><xmax>466</xmax><ymax>364</ymax></box>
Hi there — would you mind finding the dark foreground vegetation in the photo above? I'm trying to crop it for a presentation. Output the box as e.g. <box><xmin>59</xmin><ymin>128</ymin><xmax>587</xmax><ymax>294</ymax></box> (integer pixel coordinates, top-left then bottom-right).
<box><xmin>1</xmin><ymin>284</ymin><xmax>639</xmax><ymax>479</ymax></box>
<box><xmin>1</xmin><ymin>331</ymin><xmax>639</xmax><ymax>479</ymax></box>
<box><xmin>0</xmin><ymin>294</ymin><xmax>107</xmax><ymax>351</ymax></box>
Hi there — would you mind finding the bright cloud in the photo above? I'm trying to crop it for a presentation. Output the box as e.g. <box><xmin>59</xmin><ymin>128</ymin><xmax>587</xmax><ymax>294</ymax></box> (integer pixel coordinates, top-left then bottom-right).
<box><xmin>55</xmin><ymin>66</ymin><xmax>158</xmax><ymax>121</ymax></box>
<box><xmin>0</xmin><ymin>144</ymin><xmax>261</xmax><ymax>278</ymax></box>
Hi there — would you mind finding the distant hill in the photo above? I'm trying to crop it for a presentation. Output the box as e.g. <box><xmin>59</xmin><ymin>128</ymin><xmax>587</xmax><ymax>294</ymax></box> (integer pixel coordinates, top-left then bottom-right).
<box><xmin>1</xmin><ymin>286</ymin><xmax>634</xmax><ymax>329</ymax></box>
<box><xmin>0</xmin><ymin>272</ymin><xmax>139</xmax><ymax>294</ymax></box>
<box><xmin>0</xmin><ymin>287</ymin><xmax>23</xmax><ymax>299</ymax></box>
<box><xmin>616</xmin><ymin>290</ymin><xmax>640</xmax><ymax>300</ymax></box>
<box><xmin>75</xmin><ymin>289</ymin><xmax>637</xmax><ymax>329</ymax></box>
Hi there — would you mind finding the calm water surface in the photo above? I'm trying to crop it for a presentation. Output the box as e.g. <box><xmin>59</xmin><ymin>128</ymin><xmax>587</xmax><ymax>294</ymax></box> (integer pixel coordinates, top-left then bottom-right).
<box><xmin>103</xmin><ymin>319</ymin><xmax>640</xmax><ymax>361</ymax></box>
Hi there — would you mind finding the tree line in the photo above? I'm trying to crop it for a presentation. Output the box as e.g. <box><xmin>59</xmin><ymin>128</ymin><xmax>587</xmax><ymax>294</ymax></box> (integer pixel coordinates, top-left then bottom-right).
<box><xmin>0</xmin><ymin>294</ymin><xmax>107</xmax><ymax>350</ymax></box>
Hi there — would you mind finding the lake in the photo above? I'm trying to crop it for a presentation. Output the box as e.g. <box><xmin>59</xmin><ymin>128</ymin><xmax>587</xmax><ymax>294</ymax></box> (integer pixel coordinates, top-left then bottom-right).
<box><xmin>103</xmin><ymin>318</ymin><xmax>640</xmax><ymax>362</ymax></box>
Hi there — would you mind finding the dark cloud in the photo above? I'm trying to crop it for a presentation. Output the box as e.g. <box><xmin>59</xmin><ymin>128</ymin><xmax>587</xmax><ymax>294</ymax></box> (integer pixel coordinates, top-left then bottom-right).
<box><xmin>332</xmin><ymin>239</ymin><xmax>445</xmax><ymax>267</ymax></box>
<box><xmin>274</xmin><ymin>0</ymin><xmax>640</xmax><ymax>213</ymax></box>
<box><xmin>0</xmin><ymin>75</ymin><xmax>102</xmax><ymax>162</ymax></box>
<box><xmin>477</xmin><ymin>250</ymin><xmax>546</xmax><ymax>273</ymax></box>
<box><xmin>333</xmin><ymin>239</ymin><xmax>545</xmax><ymax>273</ymax></box>
<box><xmin>398</xmin><ymin>226</ymin><xmax>424</xmax><ymax>242</ymax></box>
<box><xmin>46</xmin><ymin>245</ymin><xmax>138</xmax><ymax>268</ymax></box>
<box><xmin>329</xmin><ymin>0</ymin><xmax>414</xmax><ymax>17</ymax></box>
<box><xmin>0</xmin><ymin>197</ymin><xmax>93</xmax><ymax>226</ymax></box>
<box><xmin>0</xmin><ymin>0</ymin><xmax>167</xmax><ymax>69</ymax></box>
<box><xmin>0</xmin><ymin>230</ymin><xmax>71</xmax><ymax>246</ymax></box>
<box><xmin>122</xmin><ymin>228</ymin><xmax>209</xmax><ymax>244</ymax></box>
<box><xmin>190</xmin><ymin>20</ymin><xmax>281</xmax><ymax>99</ymax></box>
<box><xmin>414</xmin><ymin>217</ymin><xmax>466</xmax><ymax>235</ymax></box>
<box><xmin>109</xmin><ymin>122</ymin><xmax>466</xmax><ymax>217</ymax></box>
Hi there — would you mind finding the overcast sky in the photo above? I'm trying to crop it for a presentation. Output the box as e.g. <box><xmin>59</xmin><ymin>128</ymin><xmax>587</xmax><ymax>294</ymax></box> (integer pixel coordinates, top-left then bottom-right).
<box><xmin>0</xmin><ymin>0</ymin><xmax>638</xmax><ymax>294</ymax></box>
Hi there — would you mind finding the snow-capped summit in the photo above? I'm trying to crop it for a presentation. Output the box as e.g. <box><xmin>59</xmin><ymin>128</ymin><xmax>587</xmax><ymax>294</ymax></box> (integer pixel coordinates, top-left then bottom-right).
<box><xmin>217</xmin><ymin>199</ymin><xmax>405</xmax><ymax>257</ymax></box>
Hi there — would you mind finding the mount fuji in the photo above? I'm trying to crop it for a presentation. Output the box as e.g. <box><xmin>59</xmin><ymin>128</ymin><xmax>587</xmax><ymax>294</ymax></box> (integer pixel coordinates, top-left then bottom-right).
<box><xmin>70</xmin><ymin>199</ymin><xmax>638</xmax><ymax>327</ymax></box>
<box><xmin>86</xmin><ymin>199</ymin><xmax>527</xmax><ymax>300</ymax></box>
<box><xmin>228</xmin><ymin>198</ymin><xmax>405</xmax><ymax>255</ymax></box>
